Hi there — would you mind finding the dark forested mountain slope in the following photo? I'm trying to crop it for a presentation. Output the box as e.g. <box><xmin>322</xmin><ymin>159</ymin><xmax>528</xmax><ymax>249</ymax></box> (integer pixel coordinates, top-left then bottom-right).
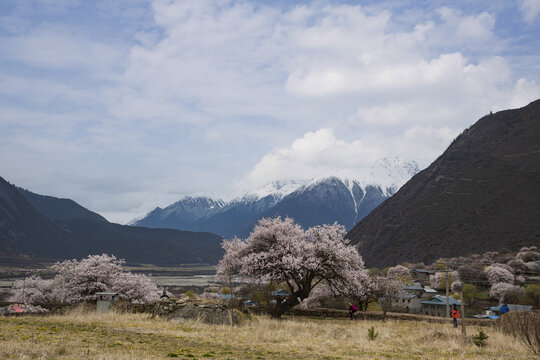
<box><xmin>18</xmin><ymin>188</ymin><xmax>108</xmax><ymax>223</ymax></box>
<box><xmin>0</xmin><ymin>176</ymin><xmax>75</xmax><ymax>259</ymax></box>
<box><xmin>0</xmin><ymin>177</ymin><xmax>223</xmax><ymax>265</ymax></box>
<box><xmin>347</xmin><ymin>100</ymin><xmax>540</xmax><ymax>268</ymax></box>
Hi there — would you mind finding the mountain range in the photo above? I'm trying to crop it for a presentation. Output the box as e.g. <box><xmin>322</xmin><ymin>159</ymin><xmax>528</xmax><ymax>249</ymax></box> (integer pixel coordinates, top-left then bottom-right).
<box><xmin>133</xmin><ymin>157</ymin><xmax>420</xmax><ymax>238</ymax></box>
<box><xmin>347</xmin><ymin>99</ymin><xmax>540</xmax><ymax>268</ymax></box>
<box><xmin>0</xmin><ymin>177</ymin><xmax>223</xmax><ymax>265</ymax></box>
<box><xmin>3</xmin><ymin>100</ymin><xmax>537</xmax><ymax>268</ymax></box>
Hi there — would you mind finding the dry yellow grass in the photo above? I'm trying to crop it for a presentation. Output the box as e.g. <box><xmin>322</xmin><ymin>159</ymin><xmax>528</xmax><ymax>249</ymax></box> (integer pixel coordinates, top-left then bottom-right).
<box><xmin>0</xmin><ymin>310</ymin><xmax>536</xmax><ymax>359</ymax></box>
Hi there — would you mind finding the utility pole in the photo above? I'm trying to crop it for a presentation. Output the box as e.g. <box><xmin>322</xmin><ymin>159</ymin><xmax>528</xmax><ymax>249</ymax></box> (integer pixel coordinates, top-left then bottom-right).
<box><xmin>22</xmin><ymin>278</ymin><xmax>26</xmax><ymax>304</ymax></box>
<box><xmin>460</xmin><ymin>290</ymin><xmax>466</xmax><ymax>336</ymax></box>
<box><xmin>61</xmin><ymin>265</ymin><xmax>65</xmax><ymax>304</ymax></box>
<box><xmin>437</xmin><ymin>262</ymin><xmax>451</xmax><ymax>318</ymax></box>
<box><xmin>445</xmin><ymin>263</ymin><xmax>450</xmax><ymax>318</ymax></box>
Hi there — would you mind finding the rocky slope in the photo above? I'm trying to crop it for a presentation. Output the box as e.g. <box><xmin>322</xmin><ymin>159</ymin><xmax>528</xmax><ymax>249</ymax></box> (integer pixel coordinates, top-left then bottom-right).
<box><xmin>347</xmin><ymin>100</ymin><xmax>540</xmax><ymax>268</ymax></box>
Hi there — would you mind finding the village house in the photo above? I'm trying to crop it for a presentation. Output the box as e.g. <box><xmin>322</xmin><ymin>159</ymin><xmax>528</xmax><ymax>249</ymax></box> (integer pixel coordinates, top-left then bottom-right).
<box><xmin>392</xmin><ymin>283</ymin><xmax>424</xmax><ymax>314</ymax></box>
<box><xmin>392</xmin><ymin>292</ymin><xmax>422</xmax><ymax>314</ymax></box>
<box><xmin>420</xmin><ymin>295</ymin><xmax>465</xmax><ymax>317</ymax></box>
<box><xmin>409</xmin><ymin>268</ymin><xmax>431</xmax><ymax>282</ymax></box>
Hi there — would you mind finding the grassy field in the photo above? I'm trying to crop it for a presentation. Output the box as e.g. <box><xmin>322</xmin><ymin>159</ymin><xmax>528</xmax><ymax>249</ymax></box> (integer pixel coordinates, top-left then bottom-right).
<box><xmin>0</xmin><ymin>310</ymin><xmax>536</xmax><ymax>360</ymax></box>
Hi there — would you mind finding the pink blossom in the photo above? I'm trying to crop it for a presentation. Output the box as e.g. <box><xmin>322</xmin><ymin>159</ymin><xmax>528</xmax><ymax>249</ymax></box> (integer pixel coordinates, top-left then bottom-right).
<box><xmin>217</xmin><ymin>217</ymin><xmax>368</xmax><ymax>317</ymax></box>
<box><xmin>387</xmin><ymin>265</ymin><xmax>411</xmax><ymax>282</ymax></box>
<box><xmin>10</xmin><ymin>254</ymin><xmax>159</xmax><ymax>304</ymax></box>
<box><xmin>489</xmin><ymin>282</ymin><xmax>525</xmax><ymax>303</ymax></box>
<box><xmin>485</xmin><ymin>265</ymin><xmax>514</xmax><ymax>285</ymax></box>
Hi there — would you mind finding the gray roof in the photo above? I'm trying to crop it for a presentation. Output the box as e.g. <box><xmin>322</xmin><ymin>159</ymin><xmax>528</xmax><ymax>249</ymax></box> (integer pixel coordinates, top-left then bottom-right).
<box><xmin>411</xmin><ymin>268</ymin><xmax>431</xmax><ymax>273</ymax></box>
<box><xmin>95</xmin><ymin>292</ymin><xmax>118</xmax><ymax>296</ymax></box>
<box><xmin>404</xmin><ymin>284</ymin><xmax>423</xmax><ymax>291</ymax></box>
<box><xmin>399</xmin><ymin>292</ymin><xmax>417</xmax><ymax>299</ymax></box>
<box><xmin>421</xmin><ymin>295</ymin><xmax>464</xmax><ymax>306</ymax></box>
<box><xmin>489</xmin><ymin>304</ymin><xmax>533</xmax><ymax>312</ymax></box>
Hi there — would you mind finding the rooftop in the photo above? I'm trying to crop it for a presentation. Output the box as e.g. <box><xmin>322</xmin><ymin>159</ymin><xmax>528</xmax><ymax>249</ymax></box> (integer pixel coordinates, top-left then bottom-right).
<box><xmin>421</xmin><ymin>295</ymin><xmax>464</xmax><ymax>306</ymax></box>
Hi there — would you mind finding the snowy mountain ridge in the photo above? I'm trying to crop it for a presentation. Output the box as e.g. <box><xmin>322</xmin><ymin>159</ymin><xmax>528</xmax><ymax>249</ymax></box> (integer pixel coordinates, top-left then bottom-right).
<box><xmin>133</xmin><ymin>157</ymin><xmax>421</xmax><ymax>237</ymax></box>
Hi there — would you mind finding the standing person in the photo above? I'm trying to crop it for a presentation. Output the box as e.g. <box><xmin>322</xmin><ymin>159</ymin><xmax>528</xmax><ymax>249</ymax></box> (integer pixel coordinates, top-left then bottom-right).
<box><xmin>349</xmin><ymin>303</ymin><xmax>358</xmax><ymax>320</ymax></box>
<box><xmin>500</xmin><ymin>303</ymin><xmax>509</xmax><ymax>315</ymax></box>
<box><xmin>451</xmin><ymin>304</ymin><xmax>460</xmax><ymax>328</ymax></box>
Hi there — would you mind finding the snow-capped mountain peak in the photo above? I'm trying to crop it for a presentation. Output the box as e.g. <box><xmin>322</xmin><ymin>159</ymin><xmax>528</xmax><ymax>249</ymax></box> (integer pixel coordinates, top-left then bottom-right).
<box><xmin>134</xmin><ymin>157</ymin><xmax>421</xmax><ymax>237</ymax></box>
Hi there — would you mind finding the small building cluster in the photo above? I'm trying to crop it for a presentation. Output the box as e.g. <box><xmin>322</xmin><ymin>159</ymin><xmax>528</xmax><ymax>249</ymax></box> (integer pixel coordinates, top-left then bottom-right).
<box><xmin>391</xmin><ymin>281</ymin><xmax>459</xmax><ymax>316</ymax></box>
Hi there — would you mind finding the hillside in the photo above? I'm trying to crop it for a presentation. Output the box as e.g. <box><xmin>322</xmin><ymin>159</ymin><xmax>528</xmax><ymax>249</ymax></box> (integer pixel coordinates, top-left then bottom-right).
<box><xmin>0</xmin><ymin>176</ymin><xmax>224</xmax><ymax>265</ymax></box>
<box><xmin>18</xmin><ymin>188</ymin><xmax>108</xmax><ymax>223</ymax></box>
<box><xmin>347</xmin><ymin>100</ymin><xmax>540</xmax><ymax>267</ymax></box>
<box><xmin>0</xmin><ymin>176</ymin><xmax>76</xmax><ymax>259</ymax></box>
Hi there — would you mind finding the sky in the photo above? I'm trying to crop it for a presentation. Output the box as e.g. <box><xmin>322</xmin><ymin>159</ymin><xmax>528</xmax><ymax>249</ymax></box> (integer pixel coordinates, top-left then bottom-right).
<box><xmin>1</xmin><ymin>0</ymin><xmax>539</xmax><ymax>224</ymax></box>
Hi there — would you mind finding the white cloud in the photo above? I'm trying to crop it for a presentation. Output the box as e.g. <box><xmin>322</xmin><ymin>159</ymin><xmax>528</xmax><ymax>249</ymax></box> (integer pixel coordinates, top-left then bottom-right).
<box><xmin>1</xmin><ymin>0</ymin><xmax>539</xmax><ymax>223</ymax></box>
<box><xmin>237</xmin><ymin>127</ymin><xmax>455</xmax><ymax>190</ymax></box>
<box><xmin>239</xmin><ymin>128</ymin><xmax>379</xmax><ymax>189</ymax></box>
<box><xmin>521</xmin><ymin>0</ymin><xmax>540</xmax><ymax>23</ymax></box>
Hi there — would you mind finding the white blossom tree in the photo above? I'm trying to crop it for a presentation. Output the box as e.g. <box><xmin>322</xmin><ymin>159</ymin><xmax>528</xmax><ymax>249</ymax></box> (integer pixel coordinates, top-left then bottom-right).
<box><xmin>387</xmin><ymin>265</ymin><xmax>411</xmax><ymax>283</ymax></box>
<box><xmin>489</xmin><ymin>283</ymin><xmax>525</xmax><ymax>303</ymax></box>
<box><xmin>10</xmin><ymin>254</ymin><xmax>160</xmax><ymax>304</ymax></box>
<box><xmin>373</xmin><ymin>276</ymin><xmax>403</xmax><ymax>320</ymax></box>
<box><xmin>451</xmin><ymin>280</ymin><xmax>464</xmax><ymax>292</ymax></box>
<box><xmin>216</xmin><ymin>217</ymin><xmax>369</xmax><ymax>317</ymax></box>
<box><xmin>485</xmin><ymin>265</ymin><xmax>514</xmax><ymax>285</ymax></box>
<box><xmin>429</xmin><ymin>272</ymin><xmax>445</xmax><ymax>289</ymax></box>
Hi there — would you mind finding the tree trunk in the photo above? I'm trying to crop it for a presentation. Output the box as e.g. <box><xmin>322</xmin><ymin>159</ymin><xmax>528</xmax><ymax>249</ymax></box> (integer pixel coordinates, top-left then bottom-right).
<box><xmin>270</xmin><ymin>296</ymin><xmax>300</xmax><ymax>318</ymax></box>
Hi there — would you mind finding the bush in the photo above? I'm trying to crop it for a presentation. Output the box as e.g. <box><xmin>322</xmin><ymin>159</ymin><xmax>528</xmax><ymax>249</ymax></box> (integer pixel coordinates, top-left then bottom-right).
<box><xmin>462</xmin><ymin>284</ymin><xmax>478</xmax><ymax>304</ymax></box>
<box><xmin>524</xmin><ymin>285</ymin><xmax>540</xmax><ymax>307</ymax></box>
<box><xmin>472</xmin><ymin>329</ymin><xmax>488</xmax><ymax>347</ymax></box>
<box><xmin>367</xmin><ymin>326</ymin><xmax>379</xmax><ymax>341</ymax></box>
<box><xmin>221</xmin><ymin>286</ymin><xmax>232</xmax><ymax>295</ymax></box>
<box><xmin>497</xmin><ymin>311</ymin><xmax>540</xmax><ymax>354</ymax></box>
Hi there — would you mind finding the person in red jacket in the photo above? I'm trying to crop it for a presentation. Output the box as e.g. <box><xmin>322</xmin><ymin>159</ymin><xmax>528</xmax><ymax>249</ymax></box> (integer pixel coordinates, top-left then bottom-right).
<box><xmin>451</xmin><ymin>304</ymin><xmax>460</xmax><ymax>328</ymax></box>
<box><xmin>349</xmin><ymin>303</ymin><xmax>358</xmax><ymax>320</ymax></box>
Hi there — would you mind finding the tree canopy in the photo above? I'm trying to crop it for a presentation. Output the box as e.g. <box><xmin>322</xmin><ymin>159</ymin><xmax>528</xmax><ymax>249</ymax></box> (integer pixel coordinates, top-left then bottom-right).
<box><xmin>217</xmin><ymin>217</ymin><xmax>369</xmax><ymax>317</ymax></box>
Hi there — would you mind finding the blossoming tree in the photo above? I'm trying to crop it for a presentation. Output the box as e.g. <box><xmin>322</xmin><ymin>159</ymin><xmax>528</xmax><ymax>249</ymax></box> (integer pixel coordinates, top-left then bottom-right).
<box><xmin>485</xmin><ymin>264</ymin><xmax>514</xmax><ymax>285</ymax></box>
<box><xmin>373</xmin><ymin>276</ymin><xmax>403</xmax><ymax>320</ymax></box>
<box><xmin>216</xmin><ymin>217</ymin><xmax>369</xmax><ymax>317</ymax></box>
<box><xmin>10</xmin><ymin>254</ymin><xmax>159</xmax><ymax>304</ymax></box>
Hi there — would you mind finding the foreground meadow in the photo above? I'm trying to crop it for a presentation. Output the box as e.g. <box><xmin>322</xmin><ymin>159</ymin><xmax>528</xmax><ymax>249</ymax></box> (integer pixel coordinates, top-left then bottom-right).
<box><xmin>0</xmin><ymin>311</ymin><xmax>535</xmax><ymax>360</ymax></box>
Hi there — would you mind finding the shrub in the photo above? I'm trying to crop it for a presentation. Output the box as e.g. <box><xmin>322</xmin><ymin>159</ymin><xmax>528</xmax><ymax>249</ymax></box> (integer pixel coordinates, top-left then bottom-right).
<box><xmin>497</xmin><ymin>311</ymin><xmax>540</xmax><ymax>354</ymax></box>
<box><xmin>472</xmin><ymin>329</ymin><xmax>489</xmax><ymax>347</ymax></box>
<box><xmin>524</xmin><ymin>285</ymin><xmax>540</xmax><ymax>307</ymax></box>
<box><xmin>221</xmin><ymin>286</ymin><xmax>232</xmax><ymax>294</ymax></box>
<box><xmin>367</xmin><ymin>326</ymin><xmax>379</xmax><ymax>340</ymax></box>
<box><xmin>462</xmin><ymin>284</ymin><xmax>478</xmax><ymax>304</ymax></box>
